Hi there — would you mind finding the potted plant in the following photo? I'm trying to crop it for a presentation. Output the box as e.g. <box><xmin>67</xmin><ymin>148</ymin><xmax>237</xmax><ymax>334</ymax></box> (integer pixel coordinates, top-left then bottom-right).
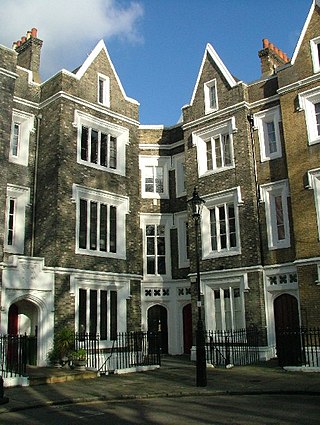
<box><xmin>47</xmin><ymin>347</ymin><xmax>61</xmax><ymax>368</ymax></box>
<box><xmin>71</xmin><ymin>348</ymin><xmax>87</xmax><ymax>370</ymax></box>
<box><xmin>50</xmin><ymin>326</ymin><xmax>75</xmax><ymax>367</ymax></box>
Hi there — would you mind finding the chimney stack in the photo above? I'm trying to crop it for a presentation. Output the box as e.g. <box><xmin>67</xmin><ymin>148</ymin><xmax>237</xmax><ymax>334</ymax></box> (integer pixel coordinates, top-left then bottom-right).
<box><xmin>258</xmin><ymin>38</ymin><xmax>290</xmax><ymax>78</ymax></box>
<box><xmin>12</xmin><ymin>28</ymin><xmax>43</xmax><ymax>83</ymax></box>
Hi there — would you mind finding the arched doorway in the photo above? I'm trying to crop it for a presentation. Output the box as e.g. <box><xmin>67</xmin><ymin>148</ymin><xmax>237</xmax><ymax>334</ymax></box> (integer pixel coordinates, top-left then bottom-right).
<box><xmin>183</xmin><ymin>303</ymin><xmax>192</xmax><ymax>354</ymax></box>
<box><xmin>8</xmin><ymin>300</ymin><xmax>38</xmax><ymax>365</ymax></box>
<box><xmin>274</xmin><ymin>294</ymin><xmax>302</xmax><ymax>366</ymax></box>
<box><xmin>147</xmin><ymin>305</ymin><xmax>168</xmax><ymax>354</ymax></box>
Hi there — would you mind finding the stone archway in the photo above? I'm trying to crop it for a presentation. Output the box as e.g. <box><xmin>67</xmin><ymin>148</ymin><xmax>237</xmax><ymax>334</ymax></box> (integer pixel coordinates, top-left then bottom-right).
<box><xmin>7</xmin><ymin>299</ymin><xmax>39</xmax><ymax>365</ymax></box>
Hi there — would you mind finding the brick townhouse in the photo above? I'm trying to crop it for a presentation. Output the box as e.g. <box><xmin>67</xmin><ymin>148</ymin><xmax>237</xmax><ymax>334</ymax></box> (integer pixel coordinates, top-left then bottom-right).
<box><xmin>0</xmin><ymin>0</ymin><xmax>319</xmax><ymax>366</ymax></box>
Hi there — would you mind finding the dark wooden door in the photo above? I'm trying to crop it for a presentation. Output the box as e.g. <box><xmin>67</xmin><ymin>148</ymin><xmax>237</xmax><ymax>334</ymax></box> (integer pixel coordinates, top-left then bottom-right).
<box><xmin>274</xmin><ymin>294</ymin><xmax>302</xmax><ymax>366</ymax></box>
<box><xmin>148</xmin><ymin>305</ymin><xmax>168</xmax><ymax>354</ymax></box>
<box><xmin>183</xmin><ymin>303</ymin><xmax>192</xmax><ymax>354</ymax></box>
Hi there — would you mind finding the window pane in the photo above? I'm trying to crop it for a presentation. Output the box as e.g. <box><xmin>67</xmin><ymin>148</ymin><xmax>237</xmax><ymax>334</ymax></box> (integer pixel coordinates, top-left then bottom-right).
<box><xmin>81</xmin><ymin>126</ymin><xmax>88</xmax><ymax>161</ymax></box>
<box><xmin>266</xmin><ymin>121</ymin><xmax>277</xmax><ymax>154</ymax></box>
<box><xmin>146</xmin><ymin>225</ymin><xmax>155</xmax><ymax>236</ymax></box>
<box><xmin>155</xmin><ymin>167</ymin><xmax>164</xmax><ymax>193</ymax></box>
<box><xmin>12</xmin><ymin>123</ymin><xmax>20</xmax><ymax>156</ymax></box>
<box><xmin>99</xmin><ymin>204</ymin><xmax>107</xmax><ymax>251</ymax></box>
<box><xmin>109</xmin><ymin>205</ymin><xmax>117</xmax><ymax>253</ymax></box>
<box><xmin>228</xmin><ymin>204</ymin><xmax>237</xmax><ymax>248</ymax></box>
<box><xmin>90</xmin><ymin>130</ymin><xmax>98</xmax><ymax>164</ymax></box>
<box><xmin>147</xmin><ymin>257</ymin><xmax>155</xmax><ymax>274</ymax></box>
<box><xmin>147</xmin><ymin>237</ymin><xmax>155</xmax><ymax>255</ymax></box>
<box><xmin>109</xmin><ymin>136</ymin><xmax>117</xmax><ymax>169</ymax></box>
<box><xmin>110</xmin><ymin>291</ymin><xmax>117</xmax><ymax>340</ymax></box>
<box><xmin>157</xmin><ymin>236</ymin><xmax>165</xmax><ymax>255</ymax></box>
<box><xmin>206</xmin><ymin>140</ymin><xmax>213</xmax><ymax>170</ymax></box>
<box><xmin>209</xmin><ymin>84</ymin><xmax>217</xmax><ymax>109</ymax></box>
<box><xmin>100</xmin><ymin>290</ymin><xmax>108</xmax><ymax>340</ymax></box>
<box><xmin>79</xmin><ymin>199</ymin><xmax>87</xmax><ymax>249</ymax></box>
<box><xmin>100</xmin><ymin>133</ymin><xmax>108</xmax><ymax>167</ymax></box>
<box><xmin>158</xmin><ymin>257</ymin><xmax>166</xmax><ymax>274</ymax></box>
<box><xmin>315</xmin><ymin>102</ymin><xmax>320</xmax><ymax>137</ymax></box>
<box><xmin>98</xmin><ymin>78</ymin><xmax>104</xmax><ymax>103</ymax></box>
<box><xmin>214</xmin><ymin>137</ymin><xmax>222</xmax><ymax>168</ymax></box>
<box><xmin>210</xmin><ymin>209</ymin><xmax>217</xmax><ymax>251</ymax></box>
<box><xmin>89</xmin><ymin>289</ymin><xmax>97</xmax><ymax>335</ymax></box>
<box><xmin>218</xmin><ymin>206</ymin><xmax>227</xmax><ymax>249</ymax></box>
<box><xmin>145</xmin><ymin>167</ymin><xmax>154</xmax><ymax>192</ymax></box>
<box><xmin>79</xmin><ymin>289</ymin><xmax>87</xmax><ymax>333</ymax></box>
<box><xmin>275</xmin><ymin>195</ymin><xmax>285</xmax><ymax>240</ymax></box>
<box><xmin>90</xmin><ymin>201</ymin><xmax>97</xmax><ymax>250</ymax></box>
<box><xmin>223</xmin><ymin>134</ymin><xmax>232</xmax><ymax>166</ymax></box>
<box><xmin>7</xmin><ymin>199</ymin><xmax>15</xmax><ymax>245</ymax></box>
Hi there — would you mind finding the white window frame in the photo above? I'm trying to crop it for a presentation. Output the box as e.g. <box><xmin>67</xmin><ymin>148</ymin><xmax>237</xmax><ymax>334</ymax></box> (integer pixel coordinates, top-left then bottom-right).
<box><xmin>310</xmin><ymin>36</ymin><xmax>320</xmax><ymax>74</ymax></box>
<box><xmin>9</xmin><ymin>110</ymin><xmax>34</xmax><ymax>166</ymax></box>
<box><xmin>260</xmin><ymin>180</ymin><xmax>291</xmax><ymax>250</ymax></box>
<box><xmin>201</xmin><ymin>187</ymin><xmax>242</xmax><ymax>259</ymax></box>
<box><xmin>140</xmin><ymin>213</ymin><xmax>173</xmax><ymax>280</ymax></box>
<box><xmin>204</xmin><ymin>78</ymin><xmax>218</xmax><ymax>114</ymax></box>
<box><xmin>139</xmin><ymin>156</ymin><xmax>170</xmax><ymax>199</ymax></box>
<box><xmin>72</xmin><ymin>184</ymin><xmax>129</xmax><ymax>259</ymax></box>
<box><xmin>97</xmin><ymin>73</ymin><xmax>110</xmax><ymax>107</ymax></box>
<box><xmin>192</xmin><ymin>117</ymin><xmax>236</xmax><ymax>177</ymax></box>
<box><xmin>254</xmin><ymin>106</ymin><xmax>282</xmax><ymax>162</ymax></box>
<box><xmin>299</xmin><ymin>88</ymin><xmax>320</xmax><ymax>146</ymax></box>
<box><xmin>308</xmin><ymin>168</ymin><xmax>320</xmax><ymax>240</ymax></box>
<box><xmin>74</xmin><ymin>110</ymin><xmax>129</xmax><ymax>176</ymax></box>
<box><xmin>4</xmin><ymin>184</ymin><xmax>30</xmax><ymax>254</ymax></box>
<box><xmin>172</xmin><ymin>153</ymin><xmax>186</xmax><ymax>198</ymax></box>
<box><xmin>175</xmin><ymin>211</ymin><xmax>190</xmax><ymax>269</ymax></box>
<box><xmin>203</xmin><ymin>273</ymin><xmax>247</xmax><ymax>332</ymax></box>
<box><xmin>71</xmin><ymin>273</ymin><xmax>130</xmax><ymax>348</ymax></box>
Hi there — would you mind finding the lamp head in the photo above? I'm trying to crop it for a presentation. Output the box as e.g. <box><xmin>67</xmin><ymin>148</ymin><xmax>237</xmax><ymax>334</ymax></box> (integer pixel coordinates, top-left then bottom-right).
<box><xmin>188</xmin><ymin>187</ymin><xmax>205</xmax><ymax>219</ymax></box>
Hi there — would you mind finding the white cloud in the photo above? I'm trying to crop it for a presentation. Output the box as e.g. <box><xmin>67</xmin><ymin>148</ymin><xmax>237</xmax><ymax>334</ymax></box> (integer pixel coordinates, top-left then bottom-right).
<box><xmin>0</xmin><ymin>0</ymin><xmax>144</xmax><ymax>79</ymax></box>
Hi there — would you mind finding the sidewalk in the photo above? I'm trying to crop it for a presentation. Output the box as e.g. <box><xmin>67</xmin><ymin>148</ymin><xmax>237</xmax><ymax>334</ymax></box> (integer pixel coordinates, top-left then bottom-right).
<box><xmin>1</xmin><ymin>356</ymin><xmax>320</xmax><ymax>414</ymax></box>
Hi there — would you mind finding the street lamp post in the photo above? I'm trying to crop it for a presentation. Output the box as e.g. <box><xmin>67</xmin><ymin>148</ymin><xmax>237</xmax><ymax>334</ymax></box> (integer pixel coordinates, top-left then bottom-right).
<box><xmin>188</xmin><ymin>187</ymin><xmax>207</xmax><ymax>387</ymax></box>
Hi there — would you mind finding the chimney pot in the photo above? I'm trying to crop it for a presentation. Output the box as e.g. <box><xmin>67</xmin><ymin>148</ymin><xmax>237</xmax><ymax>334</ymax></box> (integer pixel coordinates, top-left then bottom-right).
<box><xmin>269</xmin><ymin>43</ymin><xmax>274</xmax><ymax>51</ymax></box>
<box><xmin>27</xmin><ymin>31</ymin><xmax>31</xmax><ymax>39</ymax></box>
<box><xmin>263</xmin><ymin>38</ymin><xmax>269</xmax><ymax>49</ymax></box>
<box><xmin>21</xmin><ymin>36</ymin><xmax>26</xmax><ymax>44</ymax></box>
<box><xmin>31</xmin><ymin>28</ymin><xmax>38</xmax><ymax>38</ymax></box>
<box><xmin>17</xmin><ymin>40</ymin><xmax>21</xmax><ymax>47</ymax></box>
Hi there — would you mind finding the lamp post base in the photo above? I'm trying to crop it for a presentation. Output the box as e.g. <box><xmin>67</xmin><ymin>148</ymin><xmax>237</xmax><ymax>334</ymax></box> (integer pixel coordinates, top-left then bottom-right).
<box><xmin>196</xmin><ymin>319</ymin><xmax>207</xmax><ymax>387</ymax></box>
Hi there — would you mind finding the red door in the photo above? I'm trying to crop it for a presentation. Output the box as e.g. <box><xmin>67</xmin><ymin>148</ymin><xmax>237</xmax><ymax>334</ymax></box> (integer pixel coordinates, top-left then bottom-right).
<box><xmin>183</xmin><ymin>304</ymin><xmax>192</xmax><ymax>354</ymax></box>
<box><xmin>8</xmin><ymin>304</ymin><xmax>19</xmax><ymax>335</ymax></box>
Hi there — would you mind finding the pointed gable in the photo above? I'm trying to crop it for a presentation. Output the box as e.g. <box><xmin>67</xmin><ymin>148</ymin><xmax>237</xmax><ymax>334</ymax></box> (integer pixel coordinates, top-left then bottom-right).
<box><xmin>75</xmin><ymin>39</ymin><xmax>138</xmax><ymax>106</ymax></box>
<box><xmin>183</xmin><ymin>43</ymin><xmax>241</xmax><ymax>125</ymax></box>
<box><xmin>189</xmin><ymin>43</ymin><xmax>238</xmax><ymax>107</ymax></box>
<box><xmin>285</xmin><ymin>0</ymin><xmax>320</xmax><ymax>80</ymax></box>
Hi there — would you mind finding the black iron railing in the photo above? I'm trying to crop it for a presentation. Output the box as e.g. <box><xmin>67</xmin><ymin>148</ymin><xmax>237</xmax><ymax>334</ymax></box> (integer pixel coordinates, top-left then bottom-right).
<box><xmin>0</xmin><ymin>334</ymin><xmax>28</xmax><ymax>378</ymax></box>
<box><xmin>206</xmin><ymin>328</ymin><xmax>261</xmax><ymax>367</ymax></box>
<box><xmin>98</xmin><ymin>331</ymin><xmax>161</xmax><ymax>373</ymax></box>
<box><xmin>277</xmin><ymin>327</ymin><xmax>320</xmax><ymax>367</ymax></box>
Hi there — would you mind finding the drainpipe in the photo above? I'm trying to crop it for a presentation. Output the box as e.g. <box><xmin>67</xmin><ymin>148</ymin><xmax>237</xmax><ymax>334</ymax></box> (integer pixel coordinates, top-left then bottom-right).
<box><xmin>247</xmin><ymin>114</ymin><xmax>264</xmax><ymax>267</ymax></box>
<box><xmin>31</xmin><ymin>113</ymin><xmax>42</xmax><ymax>257</ymax></box>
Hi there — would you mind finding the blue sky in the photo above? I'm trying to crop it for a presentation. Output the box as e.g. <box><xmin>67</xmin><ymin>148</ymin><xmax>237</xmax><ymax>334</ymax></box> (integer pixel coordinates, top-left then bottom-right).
<box><xmin>0</xmin><ymin>0</ymin><xmax>311</xmax><ymax>126</ymax></box>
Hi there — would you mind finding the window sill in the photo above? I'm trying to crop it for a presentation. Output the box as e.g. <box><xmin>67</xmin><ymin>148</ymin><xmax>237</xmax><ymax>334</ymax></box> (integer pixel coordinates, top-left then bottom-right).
<box><xmin>203</xmin><ymin>249</ymin><xmax>241</xmax><ymax>259</ymax></box>
<box><xmin>76</xmin><ymin>248</ymin><xmax>125</xmax><ymax>259</ymax></box>
<box><xmin>200</xmin><ymin>165</ymin><xmax>235</xmax><ymax>178</ymax></box>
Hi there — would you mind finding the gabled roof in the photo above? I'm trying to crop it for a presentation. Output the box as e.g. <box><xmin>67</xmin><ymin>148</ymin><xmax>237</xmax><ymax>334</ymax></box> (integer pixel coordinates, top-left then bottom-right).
<box><xmin>189</xmin><ymin>43</ymin><xmax>239</xmax><ymax>106</ymax></box>
<box><xmin>291</xmin><ymin>0</ymin><xmax>320</xmax><ymax>64</ymax></box>
<box><xmin>75</xmin><ymin>39</ymin><xmax>138</xmax><ymax>105</ymax></box>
